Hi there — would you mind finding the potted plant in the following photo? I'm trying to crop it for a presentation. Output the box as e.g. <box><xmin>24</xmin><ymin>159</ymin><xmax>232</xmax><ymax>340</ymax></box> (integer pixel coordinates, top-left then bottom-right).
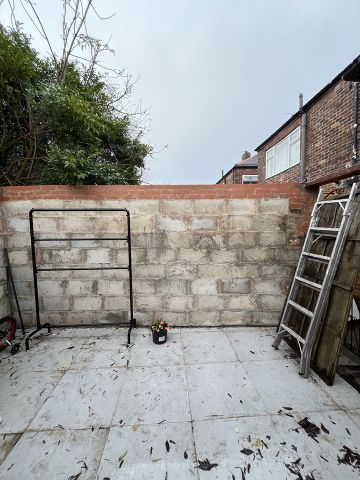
<box><xmin>151</xmin><ymin>320</ymin><xmax>169</xmax><ymax>345</ymax></box>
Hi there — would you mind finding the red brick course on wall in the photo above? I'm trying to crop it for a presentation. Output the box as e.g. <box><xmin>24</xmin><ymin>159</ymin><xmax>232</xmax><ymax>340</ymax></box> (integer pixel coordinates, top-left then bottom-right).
<box><xmin>0</xmin><ymin>183</ymin><xmax>316</xmax><ymax>234</ymax></box>
<box><xmin>0</xmin><ymin>183</ymin><xmax>310</xmax><ymax>202</ymax></box>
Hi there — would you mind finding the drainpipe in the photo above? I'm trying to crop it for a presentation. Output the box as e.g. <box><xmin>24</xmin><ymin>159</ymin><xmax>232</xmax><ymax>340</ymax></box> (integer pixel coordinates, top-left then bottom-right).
<box><xmin>351</xmin><ymin>82</ymin><xmax>359</xmax><ymax>165</ymax></box>
<box><xmin>299</xmin><ymin>92</ymin><xmax>307</xmax><ymax>184</ymax></box>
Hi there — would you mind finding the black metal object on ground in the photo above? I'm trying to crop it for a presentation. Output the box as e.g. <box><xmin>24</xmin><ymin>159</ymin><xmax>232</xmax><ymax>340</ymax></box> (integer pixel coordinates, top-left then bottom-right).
<box><xmin>344</xmin><ymin>315</ymin><xmax>360</xmax><ymax>357</ymax></box>
<box><xmin>337</xmin><ymin>366</ymin><xmax>360</xmax><ymax>393</ymax></box>
<box><xmin>4</xmin><ymin>248</ymin><xmax>25</xmax><ymax>336</ymax></box>
<box><xmin>25</xmin><ymin>208</ymin><xmax>136</xmax><ymax>350</ymax></box>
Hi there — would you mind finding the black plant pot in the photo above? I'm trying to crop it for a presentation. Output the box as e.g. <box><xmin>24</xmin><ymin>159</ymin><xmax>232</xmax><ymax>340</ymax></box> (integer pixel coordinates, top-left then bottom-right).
<box><xmin>152</xmin><ymin>329</ymin><xmax>167</xmax><ymax>345</ymax></box>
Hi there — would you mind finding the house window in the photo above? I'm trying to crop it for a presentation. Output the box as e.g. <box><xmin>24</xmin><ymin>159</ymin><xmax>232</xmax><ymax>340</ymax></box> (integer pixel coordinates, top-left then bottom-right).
<box><xmin>242</xmin><ymin>175</ymin><xmax>258</xmax><ymax>184</ymax></box>
<box><xmin>265</xmin><ymin>127</ymin><xmax>300</xmax><ymax>178</ymax></box>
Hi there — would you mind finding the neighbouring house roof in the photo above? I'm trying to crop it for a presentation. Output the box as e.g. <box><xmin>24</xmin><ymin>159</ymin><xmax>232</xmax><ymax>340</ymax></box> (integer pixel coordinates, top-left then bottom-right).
<box><xmin>235</xmin><ymin>154</ymin><xmax>258</xmax><ymax>168</ymax></box>
<box><xmin>216</xmin><ymin>153</ymin><xmax>258</xmax><ymax>184</ymax></box>
<box><xmin>255</xmin><ymin>54</ymin><xmax>360</xmax><ymax>152</ymax></box>
<box><xmin>343</xmin><ymin>56</ymin><xmax>360</xmax><ymax>81</ymax></box>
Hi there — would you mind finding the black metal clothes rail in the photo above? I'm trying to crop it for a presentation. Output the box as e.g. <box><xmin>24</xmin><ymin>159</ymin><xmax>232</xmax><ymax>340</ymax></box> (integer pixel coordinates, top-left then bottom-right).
<box><xmin>25</xmin><ymin>208</ymin><xmax>136</xmax><ymax>350</ymax></box>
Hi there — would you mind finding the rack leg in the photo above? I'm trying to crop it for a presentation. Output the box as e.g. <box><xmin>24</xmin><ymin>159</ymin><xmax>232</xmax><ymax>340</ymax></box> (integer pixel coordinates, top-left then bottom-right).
<box><xmin>25</xmin><ymin>323</ymin><xmax>52</xmax><ymax>351</ymax></box>
<box><xmin>127</xmin><ymin>317</ymin><xmax>136</xmax><ymax>346</ymax></box>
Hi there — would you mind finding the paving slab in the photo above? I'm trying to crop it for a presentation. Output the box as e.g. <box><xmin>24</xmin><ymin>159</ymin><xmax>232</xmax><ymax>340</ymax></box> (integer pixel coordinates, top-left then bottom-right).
<box><xmin>0</xmin><ymin>337</ymin><xmax>87</xmax><ymax>373</ymax></box>
<box><xmin>182</xmin><ymin>330</ymin><xmax>237</xmax><ymax>364</ymax></box>
<box><xmin>226</xmin><ymin>328</ymin><xmax>293</xmax><ymax>361</ymax></box>
<box><xmin>0</xmin><ymin>428</ymin><xmax>108</xmax><ymax>480</ymax></box>
<box><xmin>0</xmin><ymin>370</ymin><xmax>63</xmax><ymax>434</ymax></box>
<box><xmin>97</xmin><ymin>422</ymin><xmax>198</xmax><ymax>479</ymax></box>
<box><xmin>243</xmin><ymin>359</ymin><xmax>338</xmax><ymax>414</ymax></box>
<box><xmin>113</xmin><ymin>365</ymin><xmax>191</xmax><ymax>425</ymax></box>
<box><xmin>272</xmin><ymin>410</ymin><xmax>360</xmax><ymax>480</ymax></box>
<box><xmin>187</xmin><ymin>362</ymin><xmax>267</xmax><ymax>420</ymax></box>
<box><xmin>0</xmin><ymin>434</ymin><xmax>21</xmax><ymax>465</ymax></box>
<box><xmin>129</xmin><ymin>331</ymin><xmax>184</xmax><ymax>367</ymax></box>
<box><xmin>47</xmin><ymin>327</ymin><xmax>99</xmax><ymax>338</ymax></box>
<box><xmin>70</xmin><ymin>337</ymin><xmax>131</xmax><ymax>369</ymax></box>
<box><xmin>194</xmin><ymin>416</ymin><xmax>295</xmax><ymax>480</ymax></box>
<box><xmin>30</xmin><ymin>368</ymin><xmax>125</xmax><ymax>430</ymax></box>
<box><xmin>347</xmin><ymin>408</ymin><xmax>360</xmax><ymax>427</ymax></box>
<box><xmin>316</xmin><ymin>372</ymin><xmax>360</xmax><ymax>410</ymax></box>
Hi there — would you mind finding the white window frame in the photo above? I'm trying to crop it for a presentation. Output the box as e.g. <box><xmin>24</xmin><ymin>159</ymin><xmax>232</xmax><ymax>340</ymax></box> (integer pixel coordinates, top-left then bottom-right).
<box><xmin>265</xmin><ymin>126</ymin><xmax>300</xmax><ymax>179</ymax></box>
<box><xmin>242</xmin><ymin>174</ymin><xmax>258</xmax><ymax>184</ymax></box>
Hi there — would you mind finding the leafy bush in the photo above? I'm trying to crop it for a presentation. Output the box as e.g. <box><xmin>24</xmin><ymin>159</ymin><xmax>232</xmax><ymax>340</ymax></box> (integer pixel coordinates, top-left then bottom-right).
<box><xmin>0</xmin><ymin>27</ymin><xmax>151</xmax><ymax>185</ymax></box>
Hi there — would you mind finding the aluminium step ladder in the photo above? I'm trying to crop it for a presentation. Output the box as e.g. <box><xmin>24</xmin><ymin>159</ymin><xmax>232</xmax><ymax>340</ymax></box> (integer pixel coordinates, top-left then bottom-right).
<box><xmin>272</xmin><ymin>183</ymin><xmax>358</xmax><ymax>377</ymax></box>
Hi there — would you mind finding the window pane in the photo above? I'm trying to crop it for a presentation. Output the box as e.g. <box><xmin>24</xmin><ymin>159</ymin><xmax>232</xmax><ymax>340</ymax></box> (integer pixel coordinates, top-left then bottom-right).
<box><xmin>265</xmin><ymin>127</ymin><xmax>300</xmax><ymax>178</ymax></box>
<box><xmin>266</xmin><ymin>148</ymin><xmax>274</xmax><ymax>160</ymax></box>
<box><xmin>274</xmin><ymin>139</ymin><xmax>288</xmax><ymax>174</ymax></box>
<box><xmin>242</xmin><ymin>175</ymin><xmax>258</xmax><ymax>184</ymax></box>
<box><xmin>266</xmin><ymin>156</ymin><xmax>273</xmax><ymax>178</ymax></box>
<box><xmin>290</xmin><ymin>128</ymin><xmax>300</xmax><ymax>143</ymax></box>
<box><xmin>290</xmin><ymin>139</ymin><xmax>300</xmax><ymax>166</ymax></box>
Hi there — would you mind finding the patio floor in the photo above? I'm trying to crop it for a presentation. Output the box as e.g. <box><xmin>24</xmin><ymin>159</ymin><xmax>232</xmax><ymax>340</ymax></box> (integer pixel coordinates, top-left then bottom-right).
<box><xmin>0</xmin><ymin>326</ymin><xmax>360</xmax><ymax>479</ymax></box>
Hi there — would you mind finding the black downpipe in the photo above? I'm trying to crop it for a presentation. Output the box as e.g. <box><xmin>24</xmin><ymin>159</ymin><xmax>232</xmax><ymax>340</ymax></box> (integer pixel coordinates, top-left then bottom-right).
<box><xmin>299</xmin><ymin>93</ymin><xmax>307</xmax><ymax>184</ymax></box>
<box><xmin>300</xmin><ymin>111</ymin><xmax>307</xmax><ymax>184</ymax></box>
<box><xmin>351</xmin><ymin>82</ymin><xmax>359</xmax><ymax>165</ymax></box>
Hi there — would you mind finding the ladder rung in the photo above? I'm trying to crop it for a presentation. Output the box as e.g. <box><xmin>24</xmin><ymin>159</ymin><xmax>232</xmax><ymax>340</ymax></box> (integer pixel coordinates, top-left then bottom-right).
<box><xmin>288</xmin><ymin>300</ymin><xmax>313</xmax><ymax>318</ymax></box>
<box><xmin>316</xmin><ymin>199</ymin><xmax>348</xmax><ymax>205</ymax></box>
<box><xmin>295</xmin><ymin>276</ymin><xmax>322</xmax><ymax>290</ymax></box>
<box><xmin>310</xmin><ymin>227</ymin><xmax>340</xmax><ymax>235</ymax></box>
<box><xmin>280</xmin><ymin>324</ymin><xmax>306</xmax><ymax>344</ymax></box>
<box><xmin>303</xmin><ymin>252</ymin><xmax>331</xmax><ymax>262</ymax></box>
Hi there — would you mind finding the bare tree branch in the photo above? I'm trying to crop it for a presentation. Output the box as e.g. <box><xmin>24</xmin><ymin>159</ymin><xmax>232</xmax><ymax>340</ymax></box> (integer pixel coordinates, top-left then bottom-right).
<box><xmin>90</xmin><ymin>2</ymin><xmax>115</xmax><ymax>20</ymax></box>
<box><xmin>21</xmin><ymin>0</ymin><xmax>57</xmax><ymax>62</ymax></box>
<box><xmin>58</xmin><ymin>0</ymin><xmax>93</xmax><ymax>83</ymax></box>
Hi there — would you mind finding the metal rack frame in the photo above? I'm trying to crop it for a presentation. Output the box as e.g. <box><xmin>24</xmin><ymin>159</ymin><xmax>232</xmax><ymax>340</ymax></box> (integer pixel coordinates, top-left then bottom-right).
<box><xmin>25</xmin><ymin>208</ymin><xmax>136</xmax><ymax>350</ymax></box>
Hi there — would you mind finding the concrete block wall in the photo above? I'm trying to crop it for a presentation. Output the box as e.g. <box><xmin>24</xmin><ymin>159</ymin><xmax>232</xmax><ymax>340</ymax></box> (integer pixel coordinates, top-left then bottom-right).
<box><xmin>0</xmin><ymin>184</ymin><xmax>315</xmax><ymax>327</ymax></box>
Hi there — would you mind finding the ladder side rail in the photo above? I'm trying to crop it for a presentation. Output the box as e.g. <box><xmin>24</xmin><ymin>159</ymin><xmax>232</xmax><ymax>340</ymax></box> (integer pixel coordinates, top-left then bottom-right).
<box><xmin>277</xmin><ymin>239</ymin><xmax>313</xmax><ymax>333</ymax></box>
<box><xmin>277</xmin><ymin>192</ymin><xmax>325</xmax><ymax>332</ymax></box>
<box><xmin>275</xmin><ymin>240</ymin><xmax>314</xmax><ymax>343</ymax></box>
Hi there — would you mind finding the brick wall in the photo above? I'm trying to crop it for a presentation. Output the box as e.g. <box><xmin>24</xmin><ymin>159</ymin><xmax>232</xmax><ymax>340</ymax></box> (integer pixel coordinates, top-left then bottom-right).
<box><xmin>0</xmin><ymin>184</ymin><xmax>315</xmax><ymax>328</ymax></box>
<box><xmin>257</xmin><ymin>80</ymin><xmax>360</xmax><ymax>185</ymax></box>
<box><xmin>305</xmin><ymin>80</ymin><xmax>357</xmax><ymax>183</ymax></box>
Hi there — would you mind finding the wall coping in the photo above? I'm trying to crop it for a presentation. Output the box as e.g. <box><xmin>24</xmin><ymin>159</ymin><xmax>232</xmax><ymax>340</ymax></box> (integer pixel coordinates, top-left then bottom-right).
<box><xmin>0</xmin><ymin>183</ymin><xmax>312</xmax><ymax>202</ymax></box>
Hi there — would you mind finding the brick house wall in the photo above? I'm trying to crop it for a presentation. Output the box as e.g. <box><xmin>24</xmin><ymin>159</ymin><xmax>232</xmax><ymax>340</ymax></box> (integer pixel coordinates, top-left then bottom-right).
<box><xmin>257</xmin><ymin>118</ymin><xmax>301</xmax><ymax>184</ymax></box>
<box><xmin>257</xmin><ymin>78</ymin><xmax>360</xmax><ymax>186</ymax></box>
<box><xmin>305</xmin><ymin>80</ymin><xmax>357</xmax><ymax>184</ymax></box>
<box><xmin>219</xmin><ymin>167</ymin><xmax>258</xmax><ymax>184</ymax></box>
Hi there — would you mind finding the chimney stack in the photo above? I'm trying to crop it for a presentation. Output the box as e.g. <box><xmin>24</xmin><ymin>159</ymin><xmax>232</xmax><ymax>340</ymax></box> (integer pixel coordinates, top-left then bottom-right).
<box><xmin>299</xmin><ymin>92</ymin><xmax>303</xmax><ymax>110</ymax></box>
<box><xmin>242</xmin><ymin>151</ymin><xmax>251</xmax><ymax>161</ymax></box>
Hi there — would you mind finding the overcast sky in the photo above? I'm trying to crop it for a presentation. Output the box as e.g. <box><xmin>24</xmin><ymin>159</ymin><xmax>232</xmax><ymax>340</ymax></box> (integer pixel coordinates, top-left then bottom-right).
<box><xmin>1</xmin><ymin>0</ymin><xmax>360</xmax><ymax>184</ymax></box>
